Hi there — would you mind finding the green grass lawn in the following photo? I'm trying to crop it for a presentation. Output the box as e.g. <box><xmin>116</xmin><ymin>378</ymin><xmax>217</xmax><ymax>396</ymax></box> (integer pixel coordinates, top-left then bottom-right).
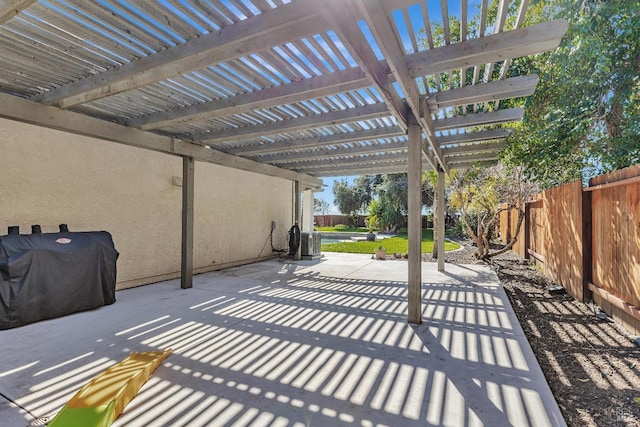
<box><xmin>321</xmin><ymin>229</ymin><xmax>460</xmax><ymax>254</ymax></box>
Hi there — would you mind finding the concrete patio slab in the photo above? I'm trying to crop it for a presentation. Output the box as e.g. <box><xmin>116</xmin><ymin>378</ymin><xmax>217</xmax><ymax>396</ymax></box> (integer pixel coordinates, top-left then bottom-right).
<box><xmin>0</xmin><ymin>253</ymin><xmax>565</xmax><ymax>426</ymax></box>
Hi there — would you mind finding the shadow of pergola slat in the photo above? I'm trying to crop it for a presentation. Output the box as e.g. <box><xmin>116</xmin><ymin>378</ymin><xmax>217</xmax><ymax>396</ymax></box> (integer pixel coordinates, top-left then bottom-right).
<box><xmin>1</xmin><ymin>260</ymin><xmax>562</xmax><ymax>427</ymax></box>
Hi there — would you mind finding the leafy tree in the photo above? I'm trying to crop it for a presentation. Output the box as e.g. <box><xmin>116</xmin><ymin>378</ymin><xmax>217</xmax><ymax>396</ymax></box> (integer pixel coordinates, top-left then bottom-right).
<box><xmin>367</xmin><ymin>199</ymin><xmax>403</xmax><ymax>233</ymax></box>
<box><xmin>449</xmin><ymin>165</ymin><xmax>537</xmax><ymax>259</ymax></box>
<box><xmin>503</xmin><ymin>0</ymin><xmax>640</xmax><ymax>187</ymax></box>
<box><xmin>334</xmin><ymin>173</ymin><xmax>436</xmax><ymax>232</ymax></box>
<box><xmin>332</xmin><ymin>178</ymin><xmax>376</xmax><ymax>226</ymax></box>
<box><xmin>314</xmin><ymin>199</ymin><xmax>330</xmax><ymax>215</ymax></box>
<box><xmin>313</xmin><ymin>199</ymin><xmax>330</xmax><ymax>226</ymax></box>
<box><xmin>354</xmin><ymin>174</ymin><xmax>383</xmax><ymax>204</ymax></box>
<box><xmin>420</xmin><ymin>0</ymin><xmax>639</xmax><ymax>188</ymax></box>
<box><xmin>367</xmin><ymin>174</ymin><xmax>434</xmax><ymax>232</ymax></box>
<box><xmin>367</xmin><ymin>175</ymin><xmax>407</xmax><ymax>233</ymax></box>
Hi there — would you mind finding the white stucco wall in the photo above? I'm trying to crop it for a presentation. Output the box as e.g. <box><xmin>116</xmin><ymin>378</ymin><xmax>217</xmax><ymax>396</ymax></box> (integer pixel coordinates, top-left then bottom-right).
<box><xmin>193</xmin><ymin>161</ymin><xmax>293</xmax><ymax>276</ymax></box>
<box><xmin>0</xmin><ymin>118</ymin><xmax>294</xmax><ymax>289</ymax></box>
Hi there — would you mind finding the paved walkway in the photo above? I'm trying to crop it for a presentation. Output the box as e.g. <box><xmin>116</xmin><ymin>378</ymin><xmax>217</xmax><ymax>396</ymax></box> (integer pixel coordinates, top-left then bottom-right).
<box><xmin>0</xmin><ymin>253</ymin><xmax>565</xmax><ymax>426</ymax></box>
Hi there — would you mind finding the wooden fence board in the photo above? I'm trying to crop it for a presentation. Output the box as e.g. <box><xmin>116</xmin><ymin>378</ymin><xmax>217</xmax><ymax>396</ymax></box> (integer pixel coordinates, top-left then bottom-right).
<box><xmin>627</xmin><ymin>181</ymin><xmax>640</xmax><ymax>307</ymax></box>
<box><xmin>590</xmin><ymin>165</ymin><xmax>640</xmax><ymax>308</ymax></box>
<box><xmin>513</xmin><ymin>208</ymin><xmax>525</xmax><ymax>258</ymax></box>
<box><xmin>542</xmin><ymin>180</ymin><xmax>584</xmax><ymax>300</ymax></box>
<box><xmin>498</xmin><ymin>206</ymin><xmax>526</xmax><ymax>257</ymax></box>
<box><xmin>529</xmin><ymin>198</ymin><xmax>545</xmax><ymax>260</ymax></box>
<box><xmin>590</xmin><ymin>165</ymin><xmax>640</xmax><ymax>186</ymax></box>
<box><xmin>499</xmin><ymin>164</ymin><xmax>639</xmax><ymax>331</ymax></box>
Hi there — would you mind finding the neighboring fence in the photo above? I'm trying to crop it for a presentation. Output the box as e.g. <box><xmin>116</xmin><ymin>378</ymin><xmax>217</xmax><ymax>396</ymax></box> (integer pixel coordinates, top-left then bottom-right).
<box><xmin>314</xmin><ymin>214</ymin><xmax>434</xmax><ymax>229</ymax></box>
<box><xmin>314</xmin><ymin>215</ymin><xmax>367</xmax><ymax>227</ymax></box>
<box><xmin>500</xmin><ymin>165</ymin><xmax>640</xmax><ymax>334</ymax></box>
<box><xmin>499</xmin><ymin>205</ymin><xmax>526</xmax><ymax>258</ymax></box>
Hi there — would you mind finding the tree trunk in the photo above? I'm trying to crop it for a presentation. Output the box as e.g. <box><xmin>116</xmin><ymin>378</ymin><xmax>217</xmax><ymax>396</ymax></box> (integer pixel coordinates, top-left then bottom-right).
<box><xmin>605</xmin><ymin>95</ymin><xmax>623</xmax><ymax>139</ymax></box>
<box><xmin>459</xmin><ymin>211</ymin><xmax>483</xmax><ymax>258</ymax></box>
<box><xmin>477</xmin><ymin>215</ymin><xmax>489</xmax><ymax>258</ymax></box>
<box><xmin>486</xmin><ymin>208</ymin><xmax>526</xmax><ymax>259</ymax></box>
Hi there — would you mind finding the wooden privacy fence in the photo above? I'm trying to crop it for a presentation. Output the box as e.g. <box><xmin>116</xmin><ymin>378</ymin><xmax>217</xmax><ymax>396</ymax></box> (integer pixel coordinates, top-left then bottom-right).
<box><xmin>314</xmin><ymin>215</ymin><xmax>367</xmax><ymax>227</ymax></box>
<box><xmin>500</xmin><ymin>165</ymin><xmax>640</xmax><ymax>334</ymax></box>
<box><xmin>314</xmin><ymin>214</ymin><xmax>434</xmax><ymax>229</ymax></box>
<box><xmin>499</xmin><ymin>205</ymin><xmax>526</xmax><ymax>258</ymax></box>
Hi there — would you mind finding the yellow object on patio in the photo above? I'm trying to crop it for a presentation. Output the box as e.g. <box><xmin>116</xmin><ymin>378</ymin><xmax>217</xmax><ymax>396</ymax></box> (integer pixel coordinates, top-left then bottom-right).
<box><xmin>48</xmin><ymin>349</ymin><xmax>172</xmax><ymax>427</ymax></box>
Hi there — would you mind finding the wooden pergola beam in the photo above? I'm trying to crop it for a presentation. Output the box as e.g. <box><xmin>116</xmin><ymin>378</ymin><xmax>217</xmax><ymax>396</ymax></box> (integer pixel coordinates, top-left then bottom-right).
<box><xmin>0</xmin><ymin>0</ymin><xmax>38</xmax><ymax>24</ymax></box>
<box><xmin>254</xmin><ymin>140</ymin><xmax>407</xmax><ymax>164</ymax></box>
<box><xmin>354</xmin><ymin>0</ymin><xmax>443</xmax><ymax>172</ymax></box>
<box><xmin>31</xmin><ymin>0</ymin><xmax>329</xmax><ymax>108</ymax></box>
<box><xmin>405</xmin><ymin>19</ymin><xmax>569</xmax><ymax>77</ymax></box>
<box><xmin>442</xmin><ymin>141</ymin><xmax>507</xmax><ymax>156</ymax></box>
<box><xmin>194</xmin><ymin>103</ymin><xmax>390</xmax><ymax>144</ymax></box>
<box><xmin>0</xmin><ymin>93</ymin><xmax>322</xmax><ymax>189</ymax></box>
<box><xmin>448</xmin><ymin>151</ymin><xmax>500</xmax><ymax>163</ymax></box>
<box><xmin>320</xmin><ymin>1</ymin><xmax>408</xmax><ymax>132</ymax></box>
<box><xmin>290</xmin><ymin>151</ymin><xmax>409</xmax><ymax>170</ymax></box>
<box><xmin>299</xmin><ymin>155</ymin><xmax>409</xmax><ymax>171</ymax></box>
<box><xmin>128</xmin><ymin>68</ymin><xmax>371</xmax><ymax>130</ymax></box>
<box><xmin>308</xmin><ymin>165</ymin><xmax>412</xmax><ymax>177</ymax></box>
<box><xmin>225</xmin><ymin>126</ymin><xmax>404</xmax><ymax>155</ymax></box>
<box><xmin>437</xmin><ymin>128</ymin><xmax>513</xmax><ymax>145</ymax></box>
<box><xmin>432</xmin><ymin>108</ymin><xmax>524</xmax><ymax>131</ymax></box>
<box><xmin>296</xmin><ymin>139</ymin><xmax>506</xmax><ymax>170</ymax></box>
<box><xmin>426</xmin><ymin>75</ymin><xmax>539</xmax><ymax>110</ymax></box>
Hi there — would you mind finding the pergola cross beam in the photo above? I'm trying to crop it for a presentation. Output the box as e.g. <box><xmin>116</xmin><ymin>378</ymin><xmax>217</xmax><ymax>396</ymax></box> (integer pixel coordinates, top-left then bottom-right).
<box><xmin>0</xmin><ymin>92</ymin><xmax>322</xmax><ymax>189</ymax></box>
<box><xmin>405</xmin><ymin>19</ymin><xmax>569</xmax><ymax>78</ymax></box>
<box><xmin>225</xmin><ymin>126</ymin><xmax>404</xmax><ymax>156</ymax></box>
<box><xmin>319</xmin><ymin>1</ymin><xmax>408</xmax><ymax>133</ymax></box>
<box><xmin>353</xmin><ymin>0</ymin><xmax>444</xmax><ymax>172</ymax></box>
<box><xmin>31</xmin><ymin>0</ymin><xmax>329</xmax><ymax>109</ymax></box>
<box><xmin>193</xmin><ymin>102</ymin><xmax>390</xmax><ymax>144</ymax></box>
<box><xmin>290</xmin><ymin>151</ymin><xmax>409</xmax><ymax>170</ymax></box>
<box><xmin>442</xmin><ymin>141</ymin><xmax>507</xmax><ymax>156</ymax></box>
<box><xmin>299</xmin><ymin>158</ymin><xmax>409</xmax><ymax>175</ymax></box>
<box><xmin>437</xmin><ymin>128</ymin><xmax>513</xmax><ymax>145</ymax></box>
<box><xmin>127</xmin><ymin>68</ymin><xmax>371</xmax><ymax>130</ymax></box>
<box><xmin>432</xmin><ymin>108</ymin><xmax>524</xmax><ymax>131</ymax></box>
<box><xmin>252</xmin><ymin>140</ymin><xmax>407</xmax><ymax>164</ymax></box>
<box><xmin>426</xmin><ymin>75</ymin><xmax>539</xmax><ymax>111</ymax></box>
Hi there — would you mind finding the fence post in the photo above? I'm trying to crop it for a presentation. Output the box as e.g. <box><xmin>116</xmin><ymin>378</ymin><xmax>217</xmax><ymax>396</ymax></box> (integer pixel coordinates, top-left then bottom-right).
<box><xmin>523</xmin><ymin>202</ymin><xmax>531</xmax><ymax>260</ymax></box>
<box><xmin>581</xmin><ymin>188</ymin><xmax>593</xmax><ymax>302</ymax></box>
<box><xmin>505</xmin><ymin>205</ymin><xmax>512</xmax><ymax>243</ymax></box>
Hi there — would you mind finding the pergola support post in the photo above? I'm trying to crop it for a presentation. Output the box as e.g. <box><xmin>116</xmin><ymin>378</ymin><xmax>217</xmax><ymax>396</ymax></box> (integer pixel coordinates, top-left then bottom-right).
<box><xmin>302</xmin><ymin>189</ymin><xmax>314</xmax><ymax>232</ymax></box>
<box><xmin>437</xmin><ymin>167</ymin><xmax>446</xmax><ymax>272</ymax></box>
<box><xmin>407</xmin><ymin>119</ymin><xmax>422</xmax><ymax>324</ymax></box>
<box><xmin>181</xmin><ymin>156</ymin><xmax>195</xmax><ymax>289</ymax></box>
<box><xmin>293</xmin><ymin>181</ymin><xmax>302</xmax><ymax>261</ymax></box>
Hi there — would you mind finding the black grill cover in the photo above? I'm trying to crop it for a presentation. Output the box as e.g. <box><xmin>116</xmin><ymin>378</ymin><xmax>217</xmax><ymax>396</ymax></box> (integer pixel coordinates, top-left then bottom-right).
<box><xmin>0</xmin><ymin>231</ymin><xmax>118</xmax><ymax>329</ymax></box>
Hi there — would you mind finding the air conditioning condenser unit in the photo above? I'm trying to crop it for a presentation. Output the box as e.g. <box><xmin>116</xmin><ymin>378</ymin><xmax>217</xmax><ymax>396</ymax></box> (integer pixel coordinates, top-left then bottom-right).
<box><xmin>300</xmin><ymin>232</ymin><xmax>322</xmax><ymax>260</ymax></box>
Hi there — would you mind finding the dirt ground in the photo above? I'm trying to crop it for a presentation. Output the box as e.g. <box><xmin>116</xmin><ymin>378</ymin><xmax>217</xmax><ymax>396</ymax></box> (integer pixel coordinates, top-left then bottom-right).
<box><xmin>425</xmin><ymin>241</ymin><xmax>640</xmax><ymax>426</ymax></box>
<box><xmin>494</xmin><ymin>256</ymin><xmax>640</xmax><ymax>427</ymax></box>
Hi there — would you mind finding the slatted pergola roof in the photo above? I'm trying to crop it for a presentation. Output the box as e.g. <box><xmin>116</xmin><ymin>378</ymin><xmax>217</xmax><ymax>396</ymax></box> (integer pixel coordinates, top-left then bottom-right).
<box><xmin>0</xmin><ymin>0</ymin><xmax>568</xmax><ymax>186</ymax></box>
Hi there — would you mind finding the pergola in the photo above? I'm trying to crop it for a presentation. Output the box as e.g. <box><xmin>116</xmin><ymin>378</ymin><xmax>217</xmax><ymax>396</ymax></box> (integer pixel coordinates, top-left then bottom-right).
<box><xmin>0</xmin><ymin>0</ymin><xmax>567</xmax><ymax>323</ymax></box>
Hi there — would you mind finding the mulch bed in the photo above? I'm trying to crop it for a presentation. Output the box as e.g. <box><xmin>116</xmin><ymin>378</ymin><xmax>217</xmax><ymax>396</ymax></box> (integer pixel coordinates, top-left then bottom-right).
<box><xmin>422</xmin><ymin>240</ymin><xmax>640</xmax><ymax>426</ymax></box>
